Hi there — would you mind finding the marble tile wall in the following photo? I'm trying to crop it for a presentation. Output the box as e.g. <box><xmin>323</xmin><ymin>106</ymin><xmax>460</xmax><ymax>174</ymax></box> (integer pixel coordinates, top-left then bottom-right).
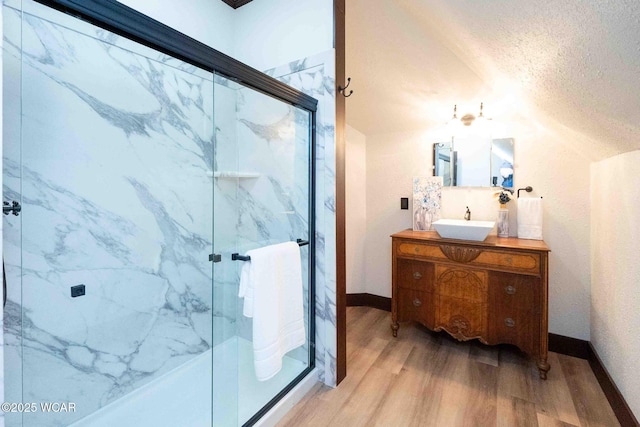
<box><xmin>1</xmin><ymin>3</ymin><xmax>5</xmax><ymax>425</ymax></box>
<box><xmin>2</xmin><ymin>2</ymin><xmax>332</xmax><ymax>426</ymax></box>
<box><xmin>3</xmin><ymin>3</ymin><xmax>218</xmax><ymax>425</ymax></box>
<box><xmin>265</xmin><ymin>51</ymin><xmax>337</xmax><ymax>386</ymax></box>
<box><xmin>2</xmin><ymin>4</ymin><xmax>23</xmax><ymax>426</ymax></box>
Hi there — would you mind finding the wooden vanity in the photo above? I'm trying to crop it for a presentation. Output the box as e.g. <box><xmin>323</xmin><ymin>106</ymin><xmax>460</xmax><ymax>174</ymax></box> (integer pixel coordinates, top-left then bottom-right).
<box><xmin>391</xmin><ymin>229</ymin><xmax>551</xmax><ymax>379</ymax></box>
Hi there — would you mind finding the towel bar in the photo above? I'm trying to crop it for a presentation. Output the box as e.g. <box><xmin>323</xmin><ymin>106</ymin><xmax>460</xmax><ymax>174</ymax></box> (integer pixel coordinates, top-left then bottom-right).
<box><xmin>517</xmin><ymin>186</ymin><xmax>533</xmax><ymax>198</ymax></box>
<box><xmin>231</xmin><ymin>239</ymin><xmax>310</xmax><ymax>261</ymax></box>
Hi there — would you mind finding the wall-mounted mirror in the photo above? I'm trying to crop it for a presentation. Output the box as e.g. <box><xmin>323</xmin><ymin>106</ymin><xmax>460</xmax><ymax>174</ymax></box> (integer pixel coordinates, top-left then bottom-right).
<box><xmin>433</xmin><ymin>138</ymin><xmax>514</xmax><ymax>188</ymax></box>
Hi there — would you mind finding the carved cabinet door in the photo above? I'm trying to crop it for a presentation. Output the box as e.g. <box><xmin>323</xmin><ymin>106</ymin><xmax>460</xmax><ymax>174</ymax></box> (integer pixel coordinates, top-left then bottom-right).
<box><xmin>434</xmin><ymin>265</ymin><xmax>488</xmax><ymax>342</ymax></box>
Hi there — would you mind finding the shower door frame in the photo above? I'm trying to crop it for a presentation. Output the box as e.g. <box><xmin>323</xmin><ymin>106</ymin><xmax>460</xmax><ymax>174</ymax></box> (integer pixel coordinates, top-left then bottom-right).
<box><xmin>29</xmin><ymin>0</ymin><xmax>318</xmax><ymax>425</ymax></box>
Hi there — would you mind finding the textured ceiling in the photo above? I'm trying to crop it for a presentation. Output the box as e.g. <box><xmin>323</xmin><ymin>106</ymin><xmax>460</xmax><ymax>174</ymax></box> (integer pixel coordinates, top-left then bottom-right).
<box><xmin>346</xmin><ymin>0</ymin><xmax>640</xmax><ymax>159</ymax></box>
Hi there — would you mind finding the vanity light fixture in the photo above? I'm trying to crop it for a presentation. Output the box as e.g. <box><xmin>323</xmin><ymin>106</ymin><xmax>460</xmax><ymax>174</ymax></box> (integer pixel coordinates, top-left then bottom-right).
<box><xmin>447</xmin><ymin>104</ymin><xmax>462</xmax><ymax>135</ymax></box>
<box><xmin>449</xmin><ymin>102</ymin><xmax>486</xmax><ymax>127</ymax></box>
<box><xmin>460</xmin><ymin>112</ymin><xmax>476</xmax><ymax>126</ymax></box>
<box><xmin>448</xmin><ymin>102</ymin><xmax>491</xmax><ymax>138</ymax></box>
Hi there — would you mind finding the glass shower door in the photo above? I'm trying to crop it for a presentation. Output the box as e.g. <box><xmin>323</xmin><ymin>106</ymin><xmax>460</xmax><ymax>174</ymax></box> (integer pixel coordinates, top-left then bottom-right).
<box><xmin>3</xmin><ymin>1</ymin><xmax>216</xmax><ymax>425</ymax></box>
<box><xmin>4</xmin><ymin>1</ymin><xmax>316</xmax><ymax>426</ymax></box>
<box><xmin>212</xmin><ymin>74</ymin><xmax>312</xmax><ymax>426</ymax></box>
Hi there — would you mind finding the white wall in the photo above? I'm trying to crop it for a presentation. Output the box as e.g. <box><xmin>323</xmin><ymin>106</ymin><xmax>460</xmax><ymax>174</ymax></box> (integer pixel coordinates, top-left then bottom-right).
<box><xmin>233</xmin><ymin>0</ymin><xmax>334</xmax><ymax>71</ymax></box>
<box><xmin>118</xmin><ymin>0</ymin><xmax>334</xmax><ymax>73</ymax></box>
<box><xmin>591</xmin><ymin>150</ymin><xmax>640</xmax><ymax>420</ymax></box>
<box><xmin>364</xmin><ymin>129</ymin><xmax>432</xmax><ymax>297</ymax></box>
<box><xmin>346</xmin><ymin>125</ymin><xmax>367</xmax><ymax>294</ymax></box>
<box><xmin>363</xmin><ymin>120</ymin><xmax>592</xmax><ymax>340</ymax></box>
<box><xmin>117</xmin><ymin>0</ymin><xmax>235</xmax><ymax>55</ymax></box>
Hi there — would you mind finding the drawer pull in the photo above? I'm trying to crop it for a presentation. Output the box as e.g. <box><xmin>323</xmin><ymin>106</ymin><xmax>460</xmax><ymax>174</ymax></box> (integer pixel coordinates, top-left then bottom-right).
<box><xmin>505</xmin><ymin>285</ymin><xmax>516</xmax><ymax>295</ymax></box>
<box><xmin>413</xmin><ymin>298</ymin><xmax>422</xmax><ymax>307</ymax></box>
<box><xmin>413</xmin><ymin>271</ymin><xmax>422</xmax><ymax>280</ymax></box>
<box><xmin>504</xmin><ymin>318</ymin><xmax>515</xmax><ymax>328</ymax></box>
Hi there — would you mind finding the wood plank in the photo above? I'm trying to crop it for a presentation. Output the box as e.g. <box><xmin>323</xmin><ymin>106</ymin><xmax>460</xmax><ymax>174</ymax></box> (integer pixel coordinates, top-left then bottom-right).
<box><xmin>536</xmin><ymin>412</ymin><xmax>579</xmax><ymax>427</ymax></box>
<box><xmin>372</xmin><ymin>333</ymin><xmax>441</xmax><ymax>426</ymax></box>
<box><xmin>469</xmin><ymin>340</ymin><xmax>500</xmax><ymax>367</ymax></box>
<box><xmin>498</xmin><ymin>346</ymin><xmax>536</xmax><ymax>404</ymax></box>
<box><xmin>280</xmin><ymin>335</ymin><xmax>389</xmax><ymax>426</ymax></box>
<box><xmin>531</xmin><ymin>352</ymin><xmax>581</xmax><ymax>426</ymax></box>
<box><xmin>346</xmin><ymin>307</ymin><xmax>388</xmax><ymax>360</ymax></box>
<box><xmin>283</xmin><ymin>307</ymin><xmax>619</xmax><ymax>427</ymax></box>
<box><xmin>497</xmin><ymin>350</ymin><xmax>582</xmax><ymax>427</ymax></box>
<box><xmin>372</xmin><ymin>334</ymin><xmax>416</xmax><ymax>375</ymax></box>
<box><xmin>496</xmin><ymin>395</ymin><xmax>539</xmax><ymax>427</ymax></box>
<box><xmin>462</xmin><ymin>360</ymin><xmax>499</xmax><ymax>425</ymax></box>
<box><xmin>558</xmin><ymin>354</ymin><xmax>620</xmax><ymax>427</ymax></box>
<box><xmin>326</xmin><ymin>366</ymin><xmax>396</xmax><ymax>426</ymax></box>
<box><xmin>414</xmin><ymin>336</ymin><xmax>474</xmax><ymax>426</ymax></box>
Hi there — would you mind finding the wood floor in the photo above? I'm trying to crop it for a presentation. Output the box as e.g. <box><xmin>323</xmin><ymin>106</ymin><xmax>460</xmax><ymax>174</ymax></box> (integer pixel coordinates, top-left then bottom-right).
<box><xmin>278</xmin><ymin>307</ymin><xmax>619</xmax><ymax>427</ymax></box>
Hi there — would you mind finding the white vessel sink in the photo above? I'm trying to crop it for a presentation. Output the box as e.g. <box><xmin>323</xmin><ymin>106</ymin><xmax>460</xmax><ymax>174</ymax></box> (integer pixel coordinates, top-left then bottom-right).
<box><xmin>432</xmin><ymin>219</ymin><xmax>495</xmax><ymax>241</ymax></box>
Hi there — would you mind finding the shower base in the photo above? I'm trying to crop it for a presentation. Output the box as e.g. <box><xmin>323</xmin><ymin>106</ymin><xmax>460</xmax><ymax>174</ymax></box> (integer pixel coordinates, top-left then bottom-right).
<box><xmin>69</xmin><ymin>337</ymin><xmax>307</xmax><ymax>426</ymax></box>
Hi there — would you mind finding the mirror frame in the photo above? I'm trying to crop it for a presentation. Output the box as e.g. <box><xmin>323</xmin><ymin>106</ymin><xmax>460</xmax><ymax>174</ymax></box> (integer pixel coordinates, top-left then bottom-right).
<box><xmin>432</xmin><ymin>138</ymin><xmax>514</xmax><ymax>188</ymax></box>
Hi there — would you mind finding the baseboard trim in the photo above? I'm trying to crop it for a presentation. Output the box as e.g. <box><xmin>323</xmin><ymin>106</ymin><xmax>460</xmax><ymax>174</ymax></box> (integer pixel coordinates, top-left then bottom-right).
<box><xmin>348</xmin><ymin>296</ymin><xmax>637</xmax><ymax>426</ymax></box>
<box><xmin>346</xmin><ymin>293</ymin><xmax>391</xmax><ymax>312</ymax></box>
<box><xmin>587</xmin><ymin>343</ymin><xmax>639</xmax><ymax>427</ymax></box>
<box><xmin>548</xmin><ymin>333</ymin><xmax>591</xmax><ymax>359</ymax></box>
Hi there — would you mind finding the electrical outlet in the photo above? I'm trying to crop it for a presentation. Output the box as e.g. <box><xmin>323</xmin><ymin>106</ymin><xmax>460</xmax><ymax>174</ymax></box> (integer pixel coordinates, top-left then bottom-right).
<box><xmin>401</xmin><ymin>197</ymin><xmax>409</xmax><ymax>210</ymax></box>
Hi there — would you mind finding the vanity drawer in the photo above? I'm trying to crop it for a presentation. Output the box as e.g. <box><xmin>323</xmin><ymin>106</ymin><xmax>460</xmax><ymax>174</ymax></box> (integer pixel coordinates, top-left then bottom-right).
<box><xmin>397</xmin><ymin>259</ymin><xmax>434</xmax><ymax>292</ymax></box>
<box><xmin>490</xmin><ymin>309</ymin><xmax>540</xmax><ymax>355</ymax></box>
<box><xmin>397</xmin><ymin>289</ymin><xmax>434</xmax><ymax>328</ymax></box>
<box><xmin>397</xmin><ymin>242</ymin><xmax>443</xmax><ymax>259</ymax></box>
<box><xmin>398</xmin><ymin>241</ymin><xmax>541</xmax><ymax>275</ymax></box>
<box><xmin>489</xmin><ymin>272</ymin><xmax>539</xmax><ymax>310</ymax></box>
<box><xmin>474</xmin><ymin>250</ymin><xmax>540</xmax><ymax>274</ymax></box>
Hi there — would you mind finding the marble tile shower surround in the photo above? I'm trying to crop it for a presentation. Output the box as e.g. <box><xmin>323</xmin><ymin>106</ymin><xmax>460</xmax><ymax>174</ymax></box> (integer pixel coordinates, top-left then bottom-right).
<box><xmin>1</xmin><ymin>4</ymin><xmax>313</xmax><ymax>427</ymax></box>
<box><xmin>1</xmin><ymin>8</ymin><xmax>4</xmax><ymax>425</ymax></box>
<box><xmin>265</xmin><ymin>51</ymin><xmax>337</xmax><ymax>386</ymax></box>
<box><xmin>3</xmin><ymin>4</ymin><xmax>219</xmax><ymax>425</ymax></box>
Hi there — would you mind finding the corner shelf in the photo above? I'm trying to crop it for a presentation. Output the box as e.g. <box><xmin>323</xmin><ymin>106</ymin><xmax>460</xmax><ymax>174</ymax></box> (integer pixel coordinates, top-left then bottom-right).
<box><xmin>207</xmin><ymin>171</ymin><xmax>261</xmax><ymax>179</ymax></box>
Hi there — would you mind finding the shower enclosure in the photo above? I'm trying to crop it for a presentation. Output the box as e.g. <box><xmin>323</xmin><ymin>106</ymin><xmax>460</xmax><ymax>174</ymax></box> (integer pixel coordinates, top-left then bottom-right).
<box><xmin>2</xmin><ymin>0</ymin><xmax>316</xmax><ymax>425</ymax></box>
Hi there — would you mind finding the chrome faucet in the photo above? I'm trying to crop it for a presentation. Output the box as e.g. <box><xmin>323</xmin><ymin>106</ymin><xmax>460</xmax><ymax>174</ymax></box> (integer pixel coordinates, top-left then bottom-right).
<box><xmin>464</xmin><ymin>206</ymin><xmax>471</xmax><ymax>221</ymax></box>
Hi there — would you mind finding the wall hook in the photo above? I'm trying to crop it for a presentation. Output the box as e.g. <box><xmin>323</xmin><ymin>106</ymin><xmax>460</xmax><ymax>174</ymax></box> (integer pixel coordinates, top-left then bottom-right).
<box><xmin>338</xmin><ymin>77</ymin><xmax>353</xmax><ymax>98</ymax></box>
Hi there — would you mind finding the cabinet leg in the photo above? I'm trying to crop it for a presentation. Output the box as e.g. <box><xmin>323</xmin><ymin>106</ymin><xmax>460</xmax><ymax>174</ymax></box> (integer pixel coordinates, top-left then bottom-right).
<box><xmin>537</xmin><ymin>359</ymin><xmax>550</xmax><ymax>380</ymax></box>
<box><xmin>391</xmin><ymin>322</ymin><xmax>399</xmax><ymax>337</ymax></box>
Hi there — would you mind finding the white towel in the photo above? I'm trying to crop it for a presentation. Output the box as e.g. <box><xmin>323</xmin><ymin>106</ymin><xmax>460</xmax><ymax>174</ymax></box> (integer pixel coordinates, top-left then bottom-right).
<box><xmin>237</xmin><ymin>242</ymin><xmax>306</xmax><ymax>381</ymax></box>
<box><xmin>517</xmin><ymin>197</ymin><xmax>543</xmax><ymax>240</ymax></box>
